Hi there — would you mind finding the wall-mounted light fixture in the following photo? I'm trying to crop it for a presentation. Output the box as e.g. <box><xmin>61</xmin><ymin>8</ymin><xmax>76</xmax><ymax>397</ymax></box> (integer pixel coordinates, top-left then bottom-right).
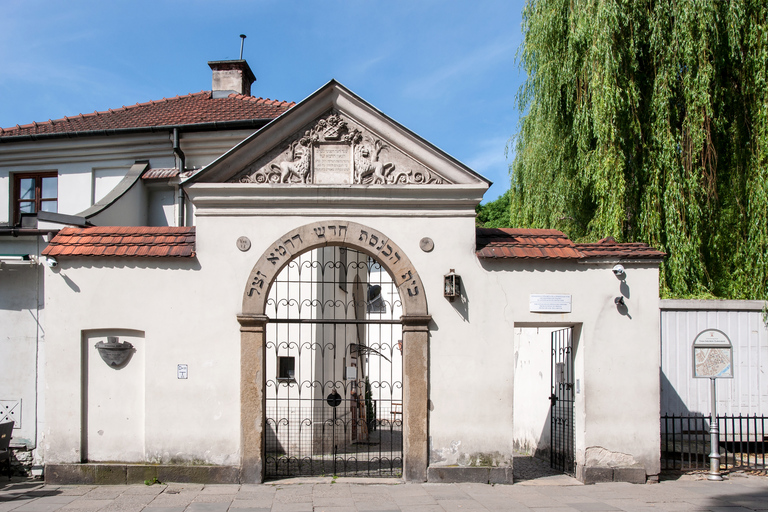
<box><xmin>444</xmin><ymin>269</ymin><xmax>461</xmax><ymax>302</ymax></box>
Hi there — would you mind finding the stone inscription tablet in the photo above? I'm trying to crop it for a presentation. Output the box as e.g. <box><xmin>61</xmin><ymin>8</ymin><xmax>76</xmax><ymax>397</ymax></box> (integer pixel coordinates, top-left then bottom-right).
<box><xmin>530</xmin><ymin>294</ymin><xmax>572</xmax><ymax>313</ymax></box>
<box><xmin>314</xmin><ymin>144</ymin><xmax>351</xmax><ymax>184</ymax></box>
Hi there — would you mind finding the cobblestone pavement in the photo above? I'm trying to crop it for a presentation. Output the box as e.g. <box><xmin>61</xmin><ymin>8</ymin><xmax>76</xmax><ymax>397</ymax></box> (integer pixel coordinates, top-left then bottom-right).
<box><xmin>2</xmin><ymin>471</ymin><xmax>767</xmax><ymax>512</ymax></box>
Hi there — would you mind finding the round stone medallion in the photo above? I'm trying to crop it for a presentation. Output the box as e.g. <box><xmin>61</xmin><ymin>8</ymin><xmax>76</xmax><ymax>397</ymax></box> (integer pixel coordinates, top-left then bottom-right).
<box><xmin>236</xmin><ymin>236</ymin><xmax>252</xmax><ymax>252</ymax></box>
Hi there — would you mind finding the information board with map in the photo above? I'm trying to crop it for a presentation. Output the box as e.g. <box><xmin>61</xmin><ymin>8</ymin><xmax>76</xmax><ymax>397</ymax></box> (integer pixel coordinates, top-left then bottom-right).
<box><xmin>692</xmin><ymin>329</ymin><xmax>733</xmax><ymax>378</ymax></box>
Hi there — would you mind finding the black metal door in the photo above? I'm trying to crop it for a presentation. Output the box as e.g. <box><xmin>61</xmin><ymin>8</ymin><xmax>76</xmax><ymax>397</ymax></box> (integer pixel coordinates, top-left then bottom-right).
<box><xmin>550</xmin><ymin>327</ymin><xmax>575</xmax><ymax>474</ymax></box>
<box><xmin>264</xmin><ymin>247</ymin><xmax>403</xmax><ymax>478</ymax></box>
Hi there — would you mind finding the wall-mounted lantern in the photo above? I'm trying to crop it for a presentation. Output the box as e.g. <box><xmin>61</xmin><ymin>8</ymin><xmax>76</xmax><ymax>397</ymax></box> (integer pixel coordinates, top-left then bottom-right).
<box><xmin>444</xmin><ymin>269</ymin><xmax>461</xmax><ymax>302</ymax></box>
<box><xmin>95</xmin><ymin>336</ymin><xmax>134</xmax><ymax>368</ymax></box>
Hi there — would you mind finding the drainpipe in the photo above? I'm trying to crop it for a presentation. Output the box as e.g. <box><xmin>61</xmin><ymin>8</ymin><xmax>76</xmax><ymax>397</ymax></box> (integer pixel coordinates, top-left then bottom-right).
<box><xmin>173</xmin><ymin>128</ymin><xmax>186</xmax><ymax>227</ymax></box>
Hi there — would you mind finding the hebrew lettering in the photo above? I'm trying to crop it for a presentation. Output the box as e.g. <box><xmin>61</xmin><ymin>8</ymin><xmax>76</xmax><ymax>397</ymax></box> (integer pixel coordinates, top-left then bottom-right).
<box><xmin>247</xmin><ymin>271</ymin><xmax>268</xmax><ymax>296</ymax></box>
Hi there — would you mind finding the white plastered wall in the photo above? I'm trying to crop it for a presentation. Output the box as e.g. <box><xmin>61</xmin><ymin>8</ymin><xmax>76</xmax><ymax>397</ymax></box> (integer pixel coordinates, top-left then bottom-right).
<box><xmin>83</xmin><ymin>330</ymin><xmax>146</xmax><ymax>462</ymax></box>
<box><xmin>0</xmin><ymin>238</ymin><xmax>45</xmax><ymax>450</ymax></box>
<box><xmin>479</xmin><ymin>259</ymin><xmax>661</xmax><ymax>476</ymax></box>
<box><xmin>42</xmin><ymin>200</ymin><xmax>661</xmax><ymax>478</ymax></box>
<box><xmin>0</xmin><ymin>134</ymin><xmax>175</xmax><ymax>224</ymax></box>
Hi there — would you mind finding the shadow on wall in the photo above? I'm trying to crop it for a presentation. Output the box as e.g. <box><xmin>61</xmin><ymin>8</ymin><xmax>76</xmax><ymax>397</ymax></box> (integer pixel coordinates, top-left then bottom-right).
<box><xmin>449</xmin><ymin>279</ymin><xmax>469</xmax><ymax>322</ymax></box>
<box><xmin>0</xmin><ymin>264</ymin><xmax>42</xmax><ymax>311</ymax></box>
<box><xmin>512</xmin><ymin>409</ymin><xmax>553</xmax><ymax>464</ymax></box>
<box><xmin>661</xmin><ymin>371</ymin><xmax>694</xmax><ymax>417</ymax></box>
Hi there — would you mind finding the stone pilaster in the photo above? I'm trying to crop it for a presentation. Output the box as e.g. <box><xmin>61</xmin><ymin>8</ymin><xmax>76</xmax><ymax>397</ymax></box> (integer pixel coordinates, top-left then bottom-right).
<box><xmin>237</xmin><ymin>314</ymin><xmax>269</xmax><ymax>483</ymax></box>
<box><xmin>401</xmin><ymin>314</ymin><xmax>431</xmax><ymax>482</ymax></box>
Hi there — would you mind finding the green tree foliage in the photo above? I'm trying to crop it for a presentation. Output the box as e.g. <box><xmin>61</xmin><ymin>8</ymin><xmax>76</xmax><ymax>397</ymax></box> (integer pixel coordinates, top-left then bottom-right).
<box><xmin>476</xmin><ymin>190</ymin><xmax>512</xmax><ymax>228</ymax></box>
<box><xmin>512</xmin><ymin>0</ymin><xmax>768</xmax><ymax>299</ymax></box>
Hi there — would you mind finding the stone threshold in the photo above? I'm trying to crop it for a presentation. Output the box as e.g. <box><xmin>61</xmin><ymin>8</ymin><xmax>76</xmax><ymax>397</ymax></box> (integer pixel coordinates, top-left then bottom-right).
<box><xmin>427</xmin><ymin>466</ymin><xmax>514</xmax><ymax>484</ymax></box>
<box><xmin>578</xmin><ymin>465</ymin><xmax>648</xmax><ymax>484</ymax></box>
<box><xmin>45</xmin><ymin>463</ymin><xmax>239</xmax><ymax>485</ymax></box>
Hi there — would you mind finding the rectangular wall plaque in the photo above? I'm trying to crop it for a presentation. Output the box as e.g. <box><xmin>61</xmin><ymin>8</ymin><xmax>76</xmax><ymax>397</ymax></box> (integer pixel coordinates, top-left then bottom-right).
<box><xmin>530</xmin><ymin>294</ymin><xmax>572</xmax><ymax>313</ymax></box>
<box><xmin>177</xmin><ymin>364</ymin><xmax>188</xmax><ymax>379</ymax></box>
<box><xmin>314</xmin><ymin>144</ymin><xmax>351</xmax><ymax>184</ymax></box>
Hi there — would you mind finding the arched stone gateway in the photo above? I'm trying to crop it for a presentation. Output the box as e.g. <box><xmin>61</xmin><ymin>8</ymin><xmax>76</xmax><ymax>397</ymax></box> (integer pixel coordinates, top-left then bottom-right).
<box><xmin>237</xmin><ymin>221</ymin><xmax>430</xmax><ymax>483</ymax></box>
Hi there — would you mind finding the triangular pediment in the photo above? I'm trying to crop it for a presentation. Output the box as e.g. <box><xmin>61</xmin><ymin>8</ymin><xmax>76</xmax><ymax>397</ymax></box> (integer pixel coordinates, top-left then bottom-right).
<box><xmin>186</xmin><ymin>80</ymin><xmax>491</xmax><ymax>188</ymax></box>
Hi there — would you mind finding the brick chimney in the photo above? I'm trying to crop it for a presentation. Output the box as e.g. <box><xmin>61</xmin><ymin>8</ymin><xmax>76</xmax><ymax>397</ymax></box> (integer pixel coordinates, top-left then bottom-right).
<box><xmin>208</xmin><ymin>60</ymin><xmax>256</xmax><ymax>98</ymax></box>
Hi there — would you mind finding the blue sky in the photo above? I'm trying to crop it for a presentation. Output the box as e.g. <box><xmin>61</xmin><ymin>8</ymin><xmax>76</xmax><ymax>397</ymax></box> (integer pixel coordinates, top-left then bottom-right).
<box><xmin>0</xmin><ymin>0</ymin><xmax>526</xmax><ymax>202</ymax></box>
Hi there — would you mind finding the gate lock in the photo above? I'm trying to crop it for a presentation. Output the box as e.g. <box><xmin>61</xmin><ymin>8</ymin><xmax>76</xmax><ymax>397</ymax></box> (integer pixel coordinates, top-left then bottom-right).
<box><xmin>326</xmin><ymin>390</ymin><xmax>342</xmax><ymax>408</ymax></box>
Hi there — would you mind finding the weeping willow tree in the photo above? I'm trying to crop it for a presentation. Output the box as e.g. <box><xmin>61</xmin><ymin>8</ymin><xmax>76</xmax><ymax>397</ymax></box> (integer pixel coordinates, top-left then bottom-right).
<box><xmin>512</xmin><ymin>0</ymin><xmax>768</xmax><ymax>299</ymax></box>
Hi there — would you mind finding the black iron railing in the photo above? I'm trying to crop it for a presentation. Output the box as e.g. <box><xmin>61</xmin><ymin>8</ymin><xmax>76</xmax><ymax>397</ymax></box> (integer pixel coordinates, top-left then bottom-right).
<box><xmin>661</xmin><ymin>414</ymin><xmax>767</xmax><ymax>471</ymax></box>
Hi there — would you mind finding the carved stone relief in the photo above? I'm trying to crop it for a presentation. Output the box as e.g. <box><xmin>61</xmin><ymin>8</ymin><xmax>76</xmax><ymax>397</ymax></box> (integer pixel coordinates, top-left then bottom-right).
<box><xmin>232</xmin><ymin>111</ymin><xmax>451</xmax><ymax>185</ymax></box>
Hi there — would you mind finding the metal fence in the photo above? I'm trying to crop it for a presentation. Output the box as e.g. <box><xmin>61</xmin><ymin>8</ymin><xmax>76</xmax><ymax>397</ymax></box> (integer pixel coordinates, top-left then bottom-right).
<box><xmin>661</xmin><ymin>414</ymin><xmax>767</xmax><ymax>471</ymax></box>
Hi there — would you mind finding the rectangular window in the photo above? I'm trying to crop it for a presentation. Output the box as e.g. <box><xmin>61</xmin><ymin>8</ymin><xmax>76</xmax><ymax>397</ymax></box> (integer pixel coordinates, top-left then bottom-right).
<box><xmin>13</xmin><ymin>172</ymin><xmax>58</xmax><ymax>223</ymax></box>
<box><xmin>278</xmin><ymin>356</ymin><xmax>295</xmax><ymax>380</ymax></box>
<box><xmin>367</xmin><ymin>284</ymin><xmax>386</xmax><ymax>314</ymax></box>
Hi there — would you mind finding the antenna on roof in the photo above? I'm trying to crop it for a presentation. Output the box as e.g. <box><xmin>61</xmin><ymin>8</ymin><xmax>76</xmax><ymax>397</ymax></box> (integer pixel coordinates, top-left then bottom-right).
<box><xmin>239</xmin><ymin>34</ymin><xmax>247</xmax><ymax>60</ymax></box>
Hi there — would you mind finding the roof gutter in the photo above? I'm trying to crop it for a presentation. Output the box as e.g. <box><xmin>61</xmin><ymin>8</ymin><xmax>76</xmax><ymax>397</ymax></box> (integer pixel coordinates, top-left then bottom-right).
<box><xmin>0</xmin><ymin>119</ymin><xmax>273</xmax><ymax>143</ymax></box>
<box><xmin>173</xmin><ymin>128</ymin><xmax>186</xmax><ymax>227</ymax></box>
<box><xmin>0</xmin><ymin>227</ymin><xmax>60</xmax><ymax>237</ymax></box>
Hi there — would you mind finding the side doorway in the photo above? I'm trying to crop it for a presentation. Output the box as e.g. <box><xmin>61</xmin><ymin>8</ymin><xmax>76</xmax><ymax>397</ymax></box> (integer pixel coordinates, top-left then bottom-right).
<box><xmin>512</xmin><ymin>325</ymin><xmax>578</xmax><ymax>476</ymax></box>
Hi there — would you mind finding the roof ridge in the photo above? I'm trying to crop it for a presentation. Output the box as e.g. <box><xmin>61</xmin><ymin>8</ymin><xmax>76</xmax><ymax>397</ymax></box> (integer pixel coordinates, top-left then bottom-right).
<box><xmin>1</xmin><ymin>90</ymin><xmax>294</xmax><ymax>136</ymax></box>
<box><xmin>226</xmin><ymin>93</ymin><xmax>296</xmax><ymax>108</ymax></box>
<box><xmin>1</xmin><ymin>91</ymin><xmax>213</xmax><ymax>132</ymax></box>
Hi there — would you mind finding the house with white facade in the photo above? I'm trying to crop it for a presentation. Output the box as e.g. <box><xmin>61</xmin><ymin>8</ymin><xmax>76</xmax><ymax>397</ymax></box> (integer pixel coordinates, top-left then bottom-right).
<box><xmin>1</xmin><ymin>59</ymin><xmax>666</xmax><ymax>485</ymax></box>
<box><xmin>0</xmin><ymin>59</ymin><xmax>292</xmax><ymax>474</ymax></box>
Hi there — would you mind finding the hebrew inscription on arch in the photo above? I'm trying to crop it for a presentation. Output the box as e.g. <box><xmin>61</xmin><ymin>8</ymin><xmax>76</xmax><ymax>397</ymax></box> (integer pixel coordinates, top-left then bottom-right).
<box><xmin>232</xmin><ymin>111</ymin><xmax>451</xmax><ymax>186</ymax></box>
<box><xmin>242</xmin><ymin>221</ymin><xmax>427</xmax><ymax>317</ymax></box>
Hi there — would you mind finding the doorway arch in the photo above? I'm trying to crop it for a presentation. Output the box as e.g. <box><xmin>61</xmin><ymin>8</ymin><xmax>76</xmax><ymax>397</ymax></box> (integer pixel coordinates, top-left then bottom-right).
<box><xmin>237</xmin><ymin>220</ymin><xmax>430</xmax><ymax>482</ymax></box>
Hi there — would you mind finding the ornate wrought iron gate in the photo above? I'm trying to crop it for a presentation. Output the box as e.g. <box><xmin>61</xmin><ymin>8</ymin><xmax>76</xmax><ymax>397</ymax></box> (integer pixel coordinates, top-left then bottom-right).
<box><xmin>550</xmin><ymin>327</ymin><xmax>575</xmax><ymax>474</ymax></box>
<box><xmin>264</xmin><ymin>247</ymin><xmax>403</xmax><ymax>478</ymax></box>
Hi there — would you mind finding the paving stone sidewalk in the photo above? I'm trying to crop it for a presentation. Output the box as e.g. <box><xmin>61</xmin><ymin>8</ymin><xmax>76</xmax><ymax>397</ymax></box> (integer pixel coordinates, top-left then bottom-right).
<box><xmin>1</xmin><ymin>472</ymin><xmax>767</xmax><ymax>512</ymax></box>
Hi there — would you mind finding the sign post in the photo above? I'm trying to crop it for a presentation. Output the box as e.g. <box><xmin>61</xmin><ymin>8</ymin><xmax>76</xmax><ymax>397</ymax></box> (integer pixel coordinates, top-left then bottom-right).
<box><xmin>692</xmin><ymin>329</ymin><xmax>733</xmax><ymax>481</ymax></box>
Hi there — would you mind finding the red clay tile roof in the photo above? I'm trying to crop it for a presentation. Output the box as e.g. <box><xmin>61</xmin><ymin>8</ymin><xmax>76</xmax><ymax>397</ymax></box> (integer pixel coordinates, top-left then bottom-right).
<box><xmin>577</xmin><ymin>236</ymin><xmax>666</xmax><ymax>260</ymax></box>
<box><xmin>476</xmin><ymin>228</ymin><xmax>583</xmax><ymax>259</ymax></box>
<box><xmin>476</xmin><ymin>229</ymin><xmax>664</xmax><ymax>260</ymax></box>
<box><xmin>0</xmin><ymin>92</ymin><xmax>294</xmax><ymax>138</ymax></box>
<box><xmin>41</xmin><ymin>227</ymin><xmax>195</xmax><ymax>258</ymax></box>
<box><xmin>142</xmin><ymin>168</ymin><xmax>180</xmax><ymax>180</ymax></box>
